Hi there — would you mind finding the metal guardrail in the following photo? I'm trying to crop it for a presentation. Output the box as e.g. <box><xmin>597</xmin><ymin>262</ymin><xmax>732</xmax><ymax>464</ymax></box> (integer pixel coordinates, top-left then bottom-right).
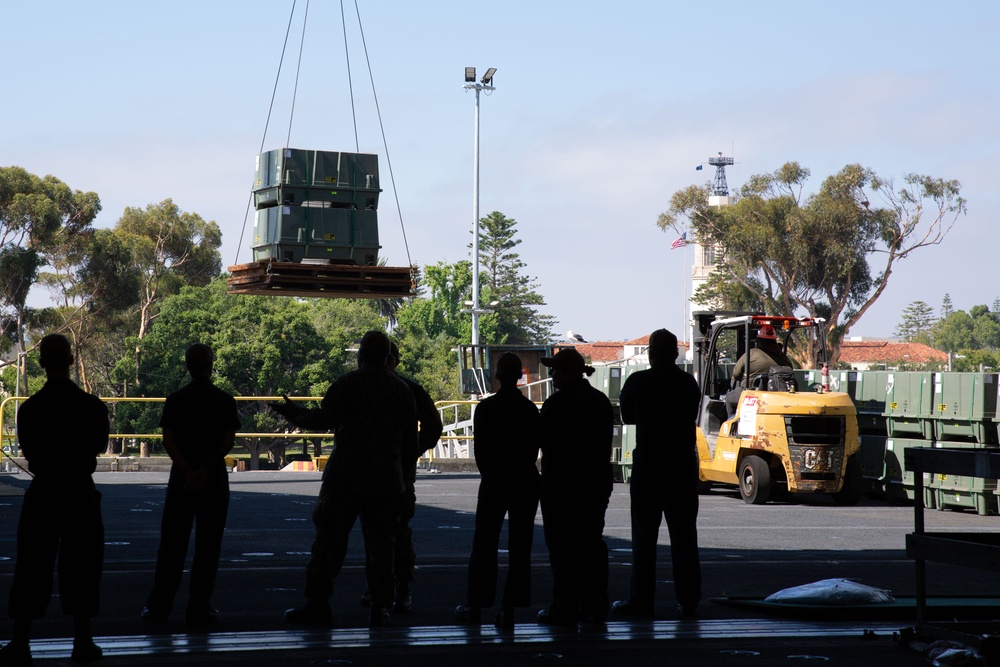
<box><xmin>1</xmin><ymin>395</ymin><xmax>477</xmax><ymax>464</ymax></box>
<box><xmin>0</xmin><ymin>396</ymin><xmax>336</xmax><ymax>449</ymax></box>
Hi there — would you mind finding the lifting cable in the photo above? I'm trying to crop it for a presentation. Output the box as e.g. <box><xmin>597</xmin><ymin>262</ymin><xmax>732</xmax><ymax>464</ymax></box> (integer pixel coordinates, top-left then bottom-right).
<box><xmin>234</xmin><ymin>0</ymin><xmax>300</xmax><ymax>265</ymax></box>
<box><xmin>234</xmin><ymin>0</ymin><xmax>413</xmax><ymax>271</ymax></box>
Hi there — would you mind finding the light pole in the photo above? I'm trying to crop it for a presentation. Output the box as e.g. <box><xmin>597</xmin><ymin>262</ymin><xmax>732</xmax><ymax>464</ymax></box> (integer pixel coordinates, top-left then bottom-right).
<box><xmin>462</xmin><ymin>66</ymin><xmax>496</xmax><ymax>357</ymax></box>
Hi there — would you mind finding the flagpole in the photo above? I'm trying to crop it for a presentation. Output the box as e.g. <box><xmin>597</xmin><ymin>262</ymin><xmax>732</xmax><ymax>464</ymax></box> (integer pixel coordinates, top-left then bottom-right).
<box><xmin>682</xmin><ymin>241</ymin><xmax>687</xmax><ymax>340</ymax></box>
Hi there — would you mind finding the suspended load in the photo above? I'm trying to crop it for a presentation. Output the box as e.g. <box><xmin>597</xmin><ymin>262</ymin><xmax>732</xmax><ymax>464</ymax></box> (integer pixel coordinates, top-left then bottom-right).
<box><xmin>252</xmin><ymin>147</ymin><xmax>380</xmax><ymax>265</ymax></box>
<box><xmin>227</xmin><ymin>148</ymin><xmax>414</xmax><ymax>299</ymax></box>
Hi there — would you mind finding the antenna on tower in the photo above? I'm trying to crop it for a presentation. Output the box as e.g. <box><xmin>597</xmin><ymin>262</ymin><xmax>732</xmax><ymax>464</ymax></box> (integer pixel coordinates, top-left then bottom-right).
<box><xmin>706</xmin><ymin>151</ymin><xmax>734</xmax><ymax>207</ymax></box>
<box><xmin>707</xmin><ymin>152</ymin><xmax>734</xmax><ymax>196</ymax></box>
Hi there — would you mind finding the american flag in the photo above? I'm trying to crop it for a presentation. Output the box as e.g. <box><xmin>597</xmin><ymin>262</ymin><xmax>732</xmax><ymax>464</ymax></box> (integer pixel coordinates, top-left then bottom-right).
<box><xmin>671</xmin><ymin>232</ymin><xmax>688</xmax><ymax>250</ymax></box>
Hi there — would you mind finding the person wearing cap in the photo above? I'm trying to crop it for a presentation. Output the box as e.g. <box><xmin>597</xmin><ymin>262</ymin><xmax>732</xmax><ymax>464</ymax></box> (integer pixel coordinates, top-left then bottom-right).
<box><xmin>727</xmin><ymin>324</ymin><xmax>795</xmax><ymax>419</ymax></box>
<box><xmin>360</xmin><ymin>341</ymin><xmax>442</xmax><ymax>614</ymax></box>
<box><xmin>455</xmin><ymin>352</ymin><xmax>540</xmax><ymax>628</ymax></box>
<box><xmin>0</xmin><ymin>334</ymin><xmax>108</xmax><ymax>665</ymax></box>
<box><xmin>731</xmin><ymin>324</ymin><xmax>793</xmax><ymax>388</ymax></box>
<box><xmin>141</xmin><ymin>343</ymin><xmax>241</xmax><ymax>628</ymax></box>
<box><xmin>611</xmin><ymin>329</ymin><xmax>702</xmax><ymax>619</ymax></box>
<box><xmin>272</xmin><ymin>330</ymin><xmax>417</xmax><ymax>628</ymax></box>
<box><xmin>535</xmin><ymin>347</ymin><xmax>615</xmax><ymax>626</ymax></box>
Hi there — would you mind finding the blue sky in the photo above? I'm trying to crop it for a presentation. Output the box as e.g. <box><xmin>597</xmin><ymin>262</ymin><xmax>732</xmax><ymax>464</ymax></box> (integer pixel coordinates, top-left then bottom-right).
<box><xmin>4</xmin><ymin>1</ymin><xmax>997</xmax><ymax>343</ymax></box>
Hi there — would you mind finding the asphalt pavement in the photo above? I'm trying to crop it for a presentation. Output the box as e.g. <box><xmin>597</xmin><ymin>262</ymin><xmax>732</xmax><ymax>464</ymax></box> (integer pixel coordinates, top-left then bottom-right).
<box><xmin>0</xmin><ymin>470</ymin><xmax>995</xmax><ymax>665</ymax></box>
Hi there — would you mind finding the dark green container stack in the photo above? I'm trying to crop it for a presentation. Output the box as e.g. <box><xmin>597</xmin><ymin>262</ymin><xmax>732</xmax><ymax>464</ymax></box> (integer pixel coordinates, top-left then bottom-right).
<box><xmin>849</xmin><ymin>371</ymin><xmax>890</xmax><ymax>497</ymax></box>
<box><xmin>589</xmin><ymin>365</ymin><xmax>635</xmax><ymax>482</ymax></box>
<box><xmin>926</xmin><ymin>373</ymin><xmax>999</xmax><ymax>515</ymax></box>
<box><xmin>885</xmin><ymin>372</ymin><xmax>935</xmax><ymax>439</ymax></box>
<box><xmin>929</xmin><ymin>372</ymin><xmax>998</xmax><ymax>444</ymax></box>
<box><xmin>854</xmin><ymin>371</ymin><xmax>890</xmax><ymax>437</ymax></box>
<box><xmin>884</xmin><ymin>436</ymin><xmax>935</xmax><ymax>505</ymax></box>
<box><xmin>251</xmin><ymin>148</ymin><xmax>381</xmax><ymax>265</ymax></box>
<box><xmin>793</xmin><ymin>370</ymin><xmax>815</xmax><ymax>391</ymax></box>
<box><xmin>881</xmin><ymin>372</ymin><xmax>935</xmax><ymax>503</ymax></box>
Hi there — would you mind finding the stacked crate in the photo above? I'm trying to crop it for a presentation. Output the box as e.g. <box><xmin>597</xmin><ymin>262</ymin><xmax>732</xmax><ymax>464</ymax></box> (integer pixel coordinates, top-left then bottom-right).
<box><xmin>883</xmin><ymin>372</ymin><xmax>936</xmax><ymax>504</ymax></box>
<box><xmin>926</xmin><ymin>373</ymin><xmax>999</xmax><ymax>516</ymax></box>
<box><xmin>589</xmin><ymin>365</ymin><xmax>629</xmax><ymax>481</ymax></box>
<box><xmin>847</xmin><ymin>371</ymin><xmax>891</xmax><ymax>497</ymax></box>
<box><xmin>251</xmin><ymin>148</ymin><xmax>381</xmax><ymax>265</ymax></box>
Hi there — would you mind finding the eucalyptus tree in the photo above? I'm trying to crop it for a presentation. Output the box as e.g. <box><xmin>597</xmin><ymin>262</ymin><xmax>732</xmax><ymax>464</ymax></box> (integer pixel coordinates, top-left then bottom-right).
<box><xmin>658</xmin><ymin>162</ymin><xmax>965</xmax><ymax>365</ymax></box>
<box><xmin>0</xmin><ymin>166</ymin><xmax>100</xmax><ymax>390</ymax></box>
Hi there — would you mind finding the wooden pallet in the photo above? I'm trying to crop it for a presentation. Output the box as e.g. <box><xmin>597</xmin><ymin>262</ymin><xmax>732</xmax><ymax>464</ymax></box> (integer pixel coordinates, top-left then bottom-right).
<box><xmin>227</xmin><ymin>261</ymin><xmax>415</xmax><ymax>299</ymax></box>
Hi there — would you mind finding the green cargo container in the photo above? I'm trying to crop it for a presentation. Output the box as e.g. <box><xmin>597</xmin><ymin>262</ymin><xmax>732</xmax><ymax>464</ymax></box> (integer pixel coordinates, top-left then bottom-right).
<box><xmin>254</xmin><ymin>148</ymin><xmax>380</xmax><ymax>208</ymax></box>
<box><xmin>885</xmin><ymin>438</ymin><xmax>935</xmax><ymax>506</ymax></box>
<box><xmin>930</xmin><ymin>372</ymin><xmax>999</xmax><ymax>444</ymax></box>
<box><xmin>611</xmin><ymin>423</ymin><xmax>626</xmax><ymax>482</ymax></box>
<box><xmin>828</xmin><ymin>369</ymin><xmax>858</xmax><ymax>396</ymax></box>
<box><xmin>885</xmin><ymin>372</ymin><xmax>935</xmax><ymax>439</ymax></box>
<box><xmin>859</xmin><ymin>434</ymin><xmax>888</xmax><ymax>497</ymax></box>
<box><xmin>604</xmin><ymin>366</ymin><xmax>625</xmax><ymax>401</ymax></box>
<box><xmin>793</xmin><ymin>369</ymin><xmax>855</xmax><ymax>394</ymax></box>
<box><xmin>793</xmin><ymin>370</ymin><xmax>813</xmax><ymax>391</ymax></box>
<box><xmin>852</xmin><ymin>370</ymin><xmax>890</xmax><ymax>435</ymax></box>
<box><xmin>929</xmin><ymin>440</ymin><xmax>997</xmax><ymax>515</ymax></box>
<box><xmin>252</xmin><ymin>206</ymin><xmax>380</xmax><ymax>265</ymax></box>
<box><xmin>620</xmin><ymin>424</ymin><xmax>636</xmax><ymax>482</ymax></box>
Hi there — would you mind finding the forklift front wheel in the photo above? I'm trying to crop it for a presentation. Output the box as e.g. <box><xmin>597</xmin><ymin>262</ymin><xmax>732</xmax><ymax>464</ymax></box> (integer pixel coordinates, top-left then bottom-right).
<box><xmin>739</xmin><ymin>455</ymin><xmax>771</xmax><ymax>505</ymax></box>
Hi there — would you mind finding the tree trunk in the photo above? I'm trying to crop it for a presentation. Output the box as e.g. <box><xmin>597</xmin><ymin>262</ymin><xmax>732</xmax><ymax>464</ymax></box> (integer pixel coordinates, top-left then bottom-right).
<box><xmin>16</xmin><ymin>307</ymin><xmax>27</xmax><ymax>397</ymax></box>
<box><xmin>268</xmin><ymin>443</ymin><xmax>288</xmax><ymax>470</ymax></box>
<box><xmin>240</xmin><ymin>439</ymin><xmax>270</xmax><ymax>471</ymax></box>
<box><xmin>134</xmin><ymin>300</ymin><xmax>152</xmax><ymax>389</ymax></box>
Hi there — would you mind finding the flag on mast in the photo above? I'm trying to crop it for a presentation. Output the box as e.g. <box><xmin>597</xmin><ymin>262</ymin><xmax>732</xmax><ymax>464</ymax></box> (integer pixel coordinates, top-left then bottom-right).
<box><xmin>671</xmin><ymin>232</ymin><xmax>688</xmax><ymax>250</ymax></box>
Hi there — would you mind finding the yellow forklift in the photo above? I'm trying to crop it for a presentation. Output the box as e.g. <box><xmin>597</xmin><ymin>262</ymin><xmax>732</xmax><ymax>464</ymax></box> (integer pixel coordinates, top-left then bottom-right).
<box><xmin>692</xmin><ymin>312</ymin><xmax>863</xmax><ymax>505</ymax></box>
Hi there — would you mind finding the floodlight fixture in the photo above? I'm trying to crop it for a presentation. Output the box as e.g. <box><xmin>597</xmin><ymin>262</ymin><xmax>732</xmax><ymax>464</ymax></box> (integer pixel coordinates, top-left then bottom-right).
<box><xmin>481</xmin><ymin>67</ymin><xmax>497</xmax><ymax>85</ymax></box>
<box><xmin>465</xmin><ymin>67</ymin><xmax>476</xmax><ymax>82</ymax></box>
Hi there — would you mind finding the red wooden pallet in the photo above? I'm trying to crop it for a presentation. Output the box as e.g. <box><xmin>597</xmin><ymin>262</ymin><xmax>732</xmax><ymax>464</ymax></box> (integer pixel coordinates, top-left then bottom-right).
<box><xmin>227</xmin><ymin>261</ymin><xmax>415</xmax><ymax>299</ymax></box>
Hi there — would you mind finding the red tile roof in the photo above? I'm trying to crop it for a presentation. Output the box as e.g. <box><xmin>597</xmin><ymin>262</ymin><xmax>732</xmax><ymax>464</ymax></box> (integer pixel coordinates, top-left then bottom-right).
<box><xmin>556</xmin><ymin>335</ymin><xmax>692</xmax><ymax>363</ymax></box>
<box><xmin>838</xmin><ymin>340</ymin><xmax>948</xmax><ymax>364</ymax></box>
<box><xmin>564</xmin><ymin>341</ymin><xmax>626</xmax><ymax>363</ymax></box>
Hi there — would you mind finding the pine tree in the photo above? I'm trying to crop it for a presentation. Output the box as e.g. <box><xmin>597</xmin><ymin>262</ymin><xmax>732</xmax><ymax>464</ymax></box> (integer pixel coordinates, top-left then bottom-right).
<box><xmin>474</xmin><ymin>211</ymin><xmax>556</xmax><ymax>344</ymax></box>
<box><xmin>941</xmin><ymin>294</ymin><xmax>954</xmax><ymax>319</ymax></box>
<box><xmin>895</xmin><ymin>300</ymin><xmax>935</xmax><ymax>344</ymax></box>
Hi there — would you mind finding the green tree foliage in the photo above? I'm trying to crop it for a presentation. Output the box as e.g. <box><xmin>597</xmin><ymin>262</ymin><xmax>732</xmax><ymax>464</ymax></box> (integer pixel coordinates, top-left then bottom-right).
<box><xmin>894</xmin><ymin>300</ymin><xmax>935</xmax><ymax>345</ymax></box>
<box><xmin>393</xmin><ymin>262</ymin><xmax>473</xmax><ymax>404</ymax></box>
<box><xmin>129</xmin><ymin>278</ymin><xmax>385</xmax><ymax>466</ymax></box>
<box><xmin>400</xmin><ymin>260</ymin><xmax>475</xmax><ymax>342</ymax></box>
<box><xmin>949</xmin><ymin>349</ymin><xmax>1000</xmax><ymax>373</ymax></box>
<box><xmin>933</xmin><ymin>304</ymin><xmax>1000</xmax><ymax>354</ymax></box>
<box><xmin>0</xmin><ymin>166</ymin><xmax>101</xmax><ymax>390</ymax></box>
<box><xmin>475</xmin><ymin>211</ymin><xmax>556</xmax><ymax>344</ymax></box>
<box><xmin>113</xmin><ymin>199</ymin><xmax>223</xmax><ymax>386</ymax></box>
<box><xmin>657</xmin><ymin>162</ymin><xmax>966</xmax><ymax>366</ymax></box>
<box><xmin>36</xmin><ymin>227</ymin><xmax>142</xmax><ymax>392</ymax></box>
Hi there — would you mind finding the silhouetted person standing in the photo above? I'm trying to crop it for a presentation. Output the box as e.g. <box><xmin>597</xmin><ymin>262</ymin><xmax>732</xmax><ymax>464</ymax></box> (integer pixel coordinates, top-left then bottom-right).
<box><xmin>612</xmin><ymin>329</ymin><xmax>702</xmax><ymax>619</ymax></box>
<box><xmin>376</xmin><ymin>341</ymin><xmax>442</xmax><ymax>613</ymax></box>
<box><xmin>0</xmin><ymin>334</ymin><xmax>108</xmax><ymax>665</ymax></box>
<box><xmin>275</xmin><ymin>331</ymin><xmax>417</xmax><ymax>627</ymax></box>
<box><xmin>536</xmin><ymin>348</ymin><xmax>614</xmax><ymax>626</ymax></box>
<box><xmin>141</xmin><ymin>343</ymin><xmax>240</xmax><ymax>627</ymax></box>
<box><xmin>456</xmin><ymin>352</ymin><xmax>540</xmax><ymax>628</ymax></box>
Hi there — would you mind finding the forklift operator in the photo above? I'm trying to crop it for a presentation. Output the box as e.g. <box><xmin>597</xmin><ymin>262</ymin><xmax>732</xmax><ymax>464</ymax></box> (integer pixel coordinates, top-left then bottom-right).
<box><xmin>726</xmin><ymin>325</ymin><xmax>794</xmax><ymax>419</ymax></box>
<box><xmin>731</xmin><ymin>325</ymin><xmax>793</xmax><ymax>388</ymax></box>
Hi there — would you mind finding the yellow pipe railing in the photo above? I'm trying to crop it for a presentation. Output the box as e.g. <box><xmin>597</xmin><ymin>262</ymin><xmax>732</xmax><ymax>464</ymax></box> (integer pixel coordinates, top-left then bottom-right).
<box><xmin>1</xmin><ymin>396</ymin><xmax>479</xmax><ymax>463</ymax></box>
<box><xmin>1</xmin><ymin>396</ymin><xmax>338</xmax><ymax>449</ymax></box>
